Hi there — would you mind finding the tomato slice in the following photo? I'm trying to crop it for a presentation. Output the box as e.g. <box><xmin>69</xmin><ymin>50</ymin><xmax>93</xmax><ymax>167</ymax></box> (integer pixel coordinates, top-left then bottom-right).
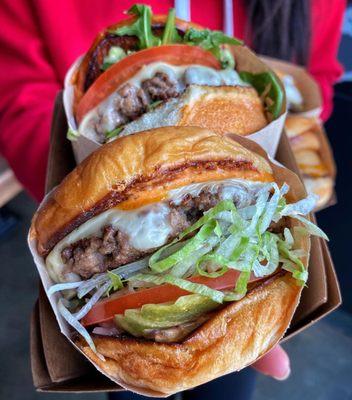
<box><xmin>76</xmin><ymin>44</ymin><xmax>221</xmax><ymax>123</ymax></box>
<box><xmin>81</xmin><ymin>269</ymin><xmax>260</xmax><ymax>327</ymax></box>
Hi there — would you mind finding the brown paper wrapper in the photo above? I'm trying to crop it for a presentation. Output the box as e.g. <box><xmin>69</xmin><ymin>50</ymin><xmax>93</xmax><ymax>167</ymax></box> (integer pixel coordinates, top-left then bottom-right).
<box><xmin>30</xmin><ymin>94</ymin><xmax>341</xmax><ymax>394</ymax></box>
<box><xmin>29</xmin><ymin>130</ymin><xmax>321</xmax><ymax>395</ymax></box>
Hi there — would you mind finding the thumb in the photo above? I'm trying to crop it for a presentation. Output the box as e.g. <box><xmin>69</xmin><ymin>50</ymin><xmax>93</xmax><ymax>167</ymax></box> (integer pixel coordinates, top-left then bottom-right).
<box><xmin>251</xmin><ymin>345</ymin><xmax>291</xmax><ymax>380</ymax></box>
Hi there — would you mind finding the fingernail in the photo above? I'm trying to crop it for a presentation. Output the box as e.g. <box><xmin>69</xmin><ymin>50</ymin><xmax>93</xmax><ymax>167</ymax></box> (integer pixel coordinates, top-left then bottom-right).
<box><xmin>273</xmin><ymin>366</ymin><xmax>291</xmax><ymax>381</ymax></box>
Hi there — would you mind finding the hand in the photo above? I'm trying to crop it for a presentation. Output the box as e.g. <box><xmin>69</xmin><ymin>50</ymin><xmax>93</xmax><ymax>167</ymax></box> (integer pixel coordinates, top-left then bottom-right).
<box><xmin>251</xmin><ymin>345</ymin><xmax>291</xmax><ymax>380</ymax></box>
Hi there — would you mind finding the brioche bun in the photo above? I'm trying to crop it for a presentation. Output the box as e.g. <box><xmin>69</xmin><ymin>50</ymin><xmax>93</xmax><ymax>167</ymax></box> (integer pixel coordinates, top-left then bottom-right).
<box><xmin>78</xmin><ymin>271</ymin><xmax>304</xmax><ymax>396</ymax></box>
<box><xmin>117</xmin><ymin>85</ymin><xmax>267</xmax><ymax>140</ymax></box>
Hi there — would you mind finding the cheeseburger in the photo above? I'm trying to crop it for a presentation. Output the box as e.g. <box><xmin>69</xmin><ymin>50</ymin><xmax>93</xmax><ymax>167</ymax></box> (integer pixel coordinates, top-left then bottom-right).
<box><xmin>31</xmin><ymin>127</ymin><xmax>326</xmax><ymax>395</ymax></box>
<box><xmin>69</xmin><ymin>4</ymin><xmax>284</xmax><ymax>144</ymax></box>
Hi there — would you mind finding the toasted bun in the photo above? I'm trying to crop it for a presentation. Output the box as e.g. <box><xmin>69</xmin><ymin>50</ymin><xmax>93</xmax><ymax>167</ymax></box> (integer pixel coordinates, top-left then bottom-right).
<box><xmin>289</xmin><ymin>130</ymin><xmax>320</xmax><ymax>152</ymax></box>
<box><xmin>77</xmin><ymin>271</ymin><xmax>303</xmax><ymax>395</ymax></box>
<box><xmin>31</xmin><ymin>127</ymin><xmax>273</xmax><ymax>257</ymax></box>
<box><xmin>304</xmin><ymin>177</ymin><xmax>333</xmax><ymax>208</ymax></box>
<box><xmin>73</xmin><ymin>15</ymin><xmax>201</xmax><ymax>109</ymax></box>
<box><xmin>73</xmin><ymin>138</ymin><xmax>310</xmax><ymax>396</ymax></box>
<box><xmin>117</xmin><ymin>85</ymin><xmax>267</xmax><ymax>139</ymax></box>
<box><xmin>176</xmin><ymin>86</ymin><xmax>267</xmax><ymax>135</ymax></box>
<box><xmin>294</xmin><ymin>149</ymin><xmax>328</xmax><ymax>177</ymax></box>
<box><xmin>285</xmin><ymin>116</ymin><xmax>317</xmax><ymax>138</ymax></box>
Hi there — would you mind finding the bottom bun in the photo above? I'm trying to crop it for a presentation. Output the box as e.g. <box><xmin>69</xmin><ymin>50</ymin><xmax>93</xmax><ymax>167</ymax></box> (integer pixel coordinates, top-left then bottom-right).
<box><xmin>77</xmin><ymin>272</ymin><xmax>301</xmax><ymax>396</ymax></box>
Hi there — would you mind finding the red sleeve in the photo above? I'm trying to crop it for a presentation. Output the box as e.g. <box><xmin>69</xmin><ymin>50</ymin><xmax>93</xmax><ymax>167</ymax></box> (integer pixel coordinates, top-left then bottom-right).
<box><xmin>0</xmin><ymin>1</ymin><xmax>61</xmax><ymax>202</ymax></box>
<box><xmin>308</xmin><ymin>0</ymin><xmax>346</xmax><ymax>121</ymax></box>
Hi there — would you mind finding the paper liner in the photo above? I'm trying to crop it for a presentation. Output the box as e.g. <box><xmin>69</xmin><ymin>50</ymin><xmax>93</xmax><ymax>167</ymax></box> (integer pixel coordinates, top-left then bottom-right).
<box><xmin>28</xmin><ymin>133</ymin><xmax>314</xmax><ymax>396</ymax></box>
<box><xmin>63</xmin><ymin>45</ymin><xmax>287</xmax><ymax>163</ymax></box>
<box><xmin>260</xmin><ymin>56</ymin><xmax>322</xmax><ymax>118</ymax></box>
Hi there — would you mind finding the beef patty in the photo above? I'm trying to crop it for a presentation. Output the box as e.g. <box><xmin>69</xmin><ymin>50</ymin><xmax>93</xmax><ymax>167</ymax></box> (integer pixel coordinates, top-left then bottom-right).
<box><xmin>61</xmin><ymin>190</ymin><xmax>221</xmax><ymax>279</ymax></box>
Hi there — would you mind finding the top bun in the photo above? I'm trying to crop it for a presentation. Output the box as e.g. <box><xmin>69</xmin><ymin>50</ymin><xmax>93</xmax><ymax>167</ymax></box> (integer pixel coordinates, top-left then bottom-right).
<box><xmin>31</xmin><ymin>126</ymin><xmax>273</xmax><ymax>257</ymax></box>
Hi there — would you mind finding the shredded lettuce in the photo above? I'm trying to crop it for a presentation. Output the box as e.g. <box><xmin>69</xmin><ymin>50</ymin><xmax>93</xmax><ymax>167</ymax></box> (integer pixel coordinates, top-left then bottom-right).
<box><xmin>105</xmin><ymin>126</ymin><xmax>123</xmax><ymax>140</ymax></box>
<box><xmin>51</xmin><ymin>181</ymin><xmax>329</xmax><ymax>351</ymax></box>
<box><xmin>129</xmin><ymin>273</ymin><xmax>225</xmax><ymax>303</ymax></box>
<box><xmin>162</xmin><ymin>8</ymin><xmax>181</xmax><ymax>44</ymax></box>
<box><xmin>67</xmin><ymin>127</ymin><xmax>79</xmax><ymax>141</ymax></box>
<box><xmin>113</xmin><ymin>5</ymin><xmax>161</xmax><ymax>49</ymax></box>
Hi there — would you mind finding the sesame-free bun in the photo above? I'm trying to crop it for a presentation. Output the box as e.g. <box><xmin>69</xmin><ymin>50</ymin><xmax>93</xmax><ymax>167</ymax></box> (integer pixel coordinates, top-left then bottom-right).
<box><xmin>31</xmin><ymin>126</ymin><xmax>273</xmax><ymax>257</ymax></box>
<box><xmin>117</xmin><ymin>85</ymin><xmax>267</xmax><ymax>139</ymax></box>
<box><xmin>78</xmin><ymin>271</ymin><xmax>303</xmax><ymax>396</ymax></box>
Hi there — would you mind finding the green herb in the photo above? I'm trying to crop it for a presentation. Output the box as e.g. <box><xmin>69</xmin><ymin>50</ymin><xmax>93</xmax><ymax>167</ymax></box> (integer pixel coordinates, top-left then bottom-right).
<box><xmin>184</xmin><ymin>27</ymin><xmax>242</xmax><ymax>67</ymax></box>
<box><xmin>101</xmin><ymin>46</ymin><xmax>126</xmax><ymax>70</ymax></box>
<box><xmin>113</xmin><ymin>4</ymin><xmax>161</xmax><ymax>49</ymax></box>
<box><xmin>105</xmin><ymin>126</ymin><xmax>123</xmax><ymax>140</ymax></box>
<box><xmin>162</xmin><ymin>8</ymin><xmax>181</xmax><ymax>44</ymax></box>
<box><xmin>148</xmin><ymin>100</ymin><xmax>163</xmax><ymax>111</ymax></box>
<box><xmin>67</xmin><ymin>127</ymin><xmax>79</xmax><ymax>141</ymax></box>
<box><xmin>239</xmin><ymin>71</ymin><xmax>284</xmax><ymax>119</ymax></box>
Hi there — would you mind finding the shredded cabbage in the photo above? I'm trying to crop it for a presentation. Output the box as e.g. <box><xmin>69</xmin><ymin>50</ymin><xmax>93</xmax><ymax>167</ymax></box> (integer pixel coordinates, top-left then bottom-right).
<box><xmin>129</xmin><ymin>273</ymin><xmax>225</xmax><ymax>303</ymax></box>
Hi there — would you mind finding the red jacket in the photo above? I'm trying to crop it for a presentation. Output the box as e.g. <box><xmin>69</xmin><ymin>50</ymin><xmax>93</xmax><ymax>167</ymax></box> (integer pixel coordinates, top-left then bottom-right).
<box><xmin>0</xmin><ymin>0</ymin><xmax>345</xmax><ymax>201</ymax></box>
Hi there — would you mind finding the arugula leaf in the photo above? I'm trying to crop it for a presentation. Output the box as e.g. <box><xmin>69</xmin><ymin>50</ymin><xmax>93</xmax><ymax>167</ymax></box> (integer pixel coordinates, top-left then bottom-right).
<box><xmin>162</xmin><ymin>8</ymin><xmax>181</xmax><ymax>44</ymax></box>
<box><xmin>239</xmin><ymin>71</ymin><xmax>284</xmax><ymax>119</ymax></box>
<box><xmin>184</xmin><ymin>28</ymin><xmax>242</xmax><ymax>67</ymax></box>
<box><xmin>105</xmin><ymin>126</ymin><xmax>123</xmax><ymax>140</ymax></box>
<box><xmin>184</xmin><ymin>28</ymin><xmax>242</xmax><ymax>48</ymax></box>
<box><xmin>113</xmin><ymin>4</ymin><xmax>161</xmax><ymax>49</ymax></box>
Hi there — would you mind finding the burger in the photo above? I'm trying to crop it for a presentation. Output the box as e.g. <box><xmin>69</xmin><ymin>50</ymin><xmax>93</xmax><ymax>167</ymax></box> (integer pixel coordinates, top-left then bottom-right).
<box><xmin>68</xmin><ymin>4</ymin><xmax>284</xmax><ymax>144</ymax></box>
<box><xmin>285</xmin><ymin>115</ymin><xmax>334</xmax><ymax>208</ymax></box>
<box><xmin>30</xmin><ymin>127</ymin><xmax>326</xmax><ymax>395</ymax></box>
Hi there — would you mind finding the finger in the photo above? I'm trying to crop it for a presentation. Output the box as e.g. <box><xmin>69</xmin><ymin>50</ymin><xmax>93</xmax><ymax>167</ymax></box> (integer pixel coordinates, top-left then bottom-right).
<box><xmin>251</xmin><ymin>345</ymin><xmax>291</xmax><ymax>380</ymax></box>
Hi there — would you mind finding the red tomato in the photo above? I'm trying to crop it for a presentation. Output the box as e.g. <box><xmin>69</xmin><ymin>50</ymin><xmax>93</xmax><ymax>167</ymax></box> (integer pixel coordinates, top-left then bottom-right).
<box><xmin>76</xmin><ymin>44</ymin><xmax>221</xmax><ymax>123</ymax></box>
<box><xmin>81</xmin><ymin>269</ymin><xmax>258</xmax><ymax>327</ymax></box>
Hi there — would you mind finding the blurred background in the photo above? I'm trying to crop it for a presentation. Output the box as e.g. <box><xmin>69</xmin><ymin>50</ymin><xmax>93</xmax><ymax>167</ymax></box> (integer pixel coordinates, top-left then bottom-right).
<box><xmin>0</xmin><ymin>1</ymin><xmax>351</xmax><ymax>400</ymax></box>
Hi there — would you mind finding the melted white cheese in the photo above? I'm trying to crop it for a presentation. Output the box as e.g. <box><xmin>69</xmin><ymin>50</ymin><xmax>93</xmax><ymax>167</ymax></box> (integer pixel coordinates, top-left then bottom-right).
<box><xmin>46</xmin><ymin>179</ymin><xmax>266</xmax><ymax>283</ymax></box>
<box><xmin>78</xmin><ymin>62</ymin><xmax>248</xmax><ymax>142</ymax></box>
<box><xmin>282</xmin><ymin>75</ymin><xmax>303</xmax><ymax>111</ymax></box>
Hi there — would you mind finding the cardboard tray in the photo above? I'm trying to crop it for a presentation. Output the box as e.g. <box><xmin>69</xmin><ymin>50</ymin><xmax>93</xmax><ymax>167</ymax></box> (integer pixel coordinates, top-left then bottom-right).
<box><xmin>30</xmin><ymin>93</ymin><xmax>341</xmax><ymax>392</ymax></box>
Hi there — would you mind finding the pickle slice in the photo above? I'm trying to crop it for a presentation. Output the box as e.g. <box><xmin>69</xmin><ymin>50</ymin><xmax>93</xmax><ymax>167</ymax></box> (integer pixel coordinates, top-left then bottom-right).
<box><xmin>114</xmin><ymin>294</ymin><xmax>218</xmax><ymax>334</ymax></box>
